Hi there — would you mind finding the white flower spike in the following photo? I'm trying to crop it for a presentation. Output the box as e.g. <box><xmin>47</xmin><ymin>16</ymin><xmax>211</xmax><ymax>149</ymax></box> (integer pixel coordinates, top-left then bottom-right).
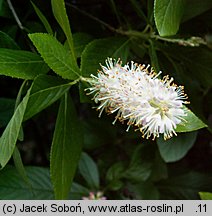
<box><xmin>86</xmin><ymin>58</ymin><xmax>188</xmax><ymax>140</ymax></box>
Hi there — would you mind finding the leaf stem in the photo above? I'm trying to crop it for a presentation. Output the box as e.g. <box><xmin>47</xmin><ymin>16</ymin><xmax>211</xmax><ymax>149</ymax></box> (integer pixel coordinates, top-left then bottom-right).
<box><xmin>68</xmin><ymin>76</ymin><xmax>93</xmax><ymax>86</ymax></box>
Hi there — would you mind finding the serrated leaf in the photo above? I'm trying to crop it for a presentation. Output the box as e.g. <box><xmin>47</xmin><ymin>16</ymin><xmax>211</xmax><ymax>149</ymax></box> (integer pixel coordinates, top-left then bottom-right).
<box><xmin>78</xmin><ymin>152</ymin><xmax>99</xmax><ymax>189</ymax></box>
<box><xmin>157</xmin><ymin>131</ymin><xmax>197</xmax><ymax>162</ymax></box>
<box><xmin>24</xmin><ymin>75</ymin><xmax>71</xmax><ymax>120</ymax></box>
<box><xmin>199</xmin><ymin>192</ymin><xmax>212</xmax><ymax>200</ymax></box>
<box><xmin>0</xmin><ymin>88</ymin><xmax>31</xmax><ymax>168</ymax></box>
<box><xmin>0</xmin><ymin>31</ymin><xmax>20</xmax><ymax>49</ymax></box>
<box><xmin>0</xmin><ymin>48</ymin><xmax>49</xmax><ymax>79</ymax></box>
<box><xmin>176</xmin><ymin>107</ymin><xmax>207</xmax><ymax>132</ymax></box>
<box><xmin>50</xmin><ymin>94</ymin><xmax>83</xmax><ymax>199</ymax></box>
<box><xmin>29</xmin><ymin>33</ymin><xmax>80</xmax><ymax>80</ymax></box>
<box><xmin>0</xmin><ymin>166</ymin><xmax>54</xmax><ymax>199</ymax></box>
<box><xmin>80</xmin><ymin>37</ymin><xmax>130</xmax><ymax>77</ymax></box>
<box><xmin>51</xmin><ymin>0</ymin><xmax>76</xmax><ymax>61</ymax></box>
<box><xmin>154</xmin><ymin>0</ymin><xmax>185</xmax><ymax>36</ymax></box>
<box><xmin>31</xmin><ymin>1</ymin><xmax>53</xmax><ymax>35</ymax></box>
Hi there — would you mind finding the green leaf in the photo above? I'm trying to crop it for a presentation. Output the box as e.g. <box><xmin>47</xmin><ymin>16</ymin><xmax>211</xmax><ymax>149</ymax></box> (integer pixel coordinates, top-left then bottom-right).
<box><xmin>130</xmin><ymin>39</ymin><xmax>147</xmax><ymax>60</ymax></box>
<box><xmin>78</xmin><ymin>81</ymin><xmax>92</xmax><ymax>103</ymax></box>
<box><xmin>0</xmin><ymin>88</ymin><xmax>31</xmax><ymax>168</ymax></box>
<box><xmin>24</xmin><ymin>75</ymin><xmax>71</xmax><ymax>120</ymax></box>
<box><xmin>0</xmin><ymin>98</ymin><xmax>15</xmax><ymax>127</ymax></box>
<box><xmin>14</xmin><ymin>80</ymin><xmax>28</xmax><ymax>141</ymax></box>
<box><xmin>0</xmin><ymin>0</ymin><xmax>11</xmax><ymax>18</ymax></box>
<box><xmin>147</xmin><ymin>0</ymin><xmax>154</xmax><ymax>25</ymax></box>
<box><xmin>0</xmin><ymin>166</ymin><xmax>88</xmax><ymax>199</ymax></box>
<box><xmin>0</xmin><ymin>31</ymin><xmax>20</xmax><ymax>49</ymax></box>
<box><xmin>157</xmin><ymin>131</ymin><xmax>197</xmax><ymax>162</ymax></box>
<box><xmin>31</xmin><ymin>1</ymin><xmax>53</xmax><ymax>35</ymax></box>
<box><xmin>82</xmin><ymin>118</ymin><xmax>116</xmax><ymax>149</ymax></box>
<box><xmin>176</xmin><ymin>107</ymin><xmax>207</xmax><ymax>132</ymax></box>
<box><xmin>199</xmin><ymin>192</ymin><xmax>212</xmax><ymax>200</ymax></box>
<box><xmin>107</xmin><ymin>180</ymin><xmax>124</xmax><ymax>191</ymax></box>
<box><xmin>30</xmin><ymin>74</ymin><xmax>68</xmax><ymax>94</ymax></box>
<box><xmin>124</xmin><ymin>161</ymin><xmax>152</xmax><ymax>182</ymax></box>
<box><xmin>182</xmin><ymin>0</ymin><xmax>212</xmax><ymax>22</ymax></box>
<box><xmin>69</xmin><ymin>182</ymin><xmax>90</xmax><ymax>199</ymax></box>
<box><xmin>12</xmin><ymin>147</ymin><xmax>32</xmax><ymax>189</ymax></box>
<box><xmin>159</xmin><ymin>45</ymin><xmax>212</xmax><ymax>88</ymax></box>
<box><xmin>73</xmin><ymin>32</ymin><xmax>93</xmax><ymax>58</ymax></box>
<box><xmin>51</xmin><ymin>0</ymin><xmax>76</xmax><ymax>61</ymax></box>
<box><xmin>124</xmin><ymin>145</ymin><xmax>154</xmax><ymax>182</ymax></box>
<box><xmin>29</xmin><ymin>33</ymin><xmax>80</xmax><ymax>80</ymax></box>
<box><xmin>157</xmin><ymin>172</ymin><xmax>212</xmax><ymax>199</ymax></box>
<box><xmin>149</xmin><ymin>150</ymin><xmax>168</xmax><ymax>181</ymax></box>
<box><xmin>78</xmin><ymin>152</ymin><xmax>99</xmax><ymax>189</ymax></box>
<box><xmin>128</xmin><ymin>182</ymin><xmax>160</xmax><ymax>199</ymax></box>
<box><xmin>81</xmin><ymin>37</ymin><xmax>130</xmax><ymax>77</ymax></box>
<box><xmin>154</xmin><ymin>0</ymin><xmax>185</xmax><ymax>36</ymax></box>
<box><xmin>50</xmin><ymin>93</ymin><xmax>83</xmax><ymax>199</ymax></box>
<box><xmin>106</xmin><ymin>162</ymin><xmax>125</xmax><ymax>182</ymax></box>
<box><xmin>0</xmin><ymin>166</ymin><xmax>54</xmax><ymax>199</ymax></box>
<box><xmin>0</xmin><ymin>48</ymin><xmax>49</xmax><ymax>79</ymax></box>
<box><xmin>158</xmin><ymin>50</ymin><xmax>208</xmax><ymax>121</ymax></box>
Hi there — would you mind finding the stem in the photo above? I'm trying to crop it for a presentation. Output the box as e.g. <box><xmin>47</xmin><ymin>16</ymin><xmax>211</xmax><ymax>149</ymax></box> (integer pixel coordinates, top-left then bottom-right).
<box><xmin>7</xmin><ymin>0</ymin><xmax>24</xmax><ymax>30</ymax></box>
<box><xmin>69</xmin><ymin>77</ymin><xmax>81</xmax><ymax>85</ymax></box>
<box><xmin>79</xmin><ymin>76</ymin><xmax>94</xmax><ymax>83</ymax></box>
<box><xmin>66</xmin><ymin>77</ymin><xmax>93</xmax><ymax>87</ymax></box>
<box><xmin>152</xmin><ymin>35</ymin><xmax>182</xmax><ymax>43</ymax></box>
<box><xmin>152</xmin><ymin>35</ymin><xmax>206</xmax><ymax>46</ymax></box>
<box><xmin>67</xmin><ymin>2</ymin><xmax>206</xmax><ymax>47</ymax></box>
<box><xmin>66</xmin><ymin>3</ymin><xmax>150</xmax><ymax>40</ymax></box>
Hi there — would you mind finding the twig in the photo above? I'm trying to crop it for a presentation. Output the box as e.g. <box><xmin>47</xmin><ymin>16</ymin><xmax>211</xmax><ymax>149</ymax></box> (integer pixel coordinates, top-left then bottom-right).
<box><xmin>7</xmin><ymin>0</ymin><xmax>24</xmax><ymax>30</ymax></box>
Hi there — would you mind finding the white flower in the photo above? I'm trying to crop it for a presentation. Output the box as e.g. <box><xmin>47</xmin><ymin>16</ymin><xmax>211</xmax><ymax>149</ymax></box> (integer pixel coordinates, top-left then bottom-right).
<box><xmin>87</xmin><ymin>58</ymin><xmax>188</xmax><ymax>140</ymax></box>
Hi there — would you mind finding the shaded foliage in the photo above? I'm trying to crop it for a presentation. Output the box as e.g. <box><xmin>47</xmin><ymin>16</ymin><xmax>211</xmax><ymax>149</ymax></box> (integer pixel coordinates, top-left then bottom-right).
<box><xmin>0</xmin><ymin>0</ymin><xmax>211</xmax><ymax>200</ymax></box>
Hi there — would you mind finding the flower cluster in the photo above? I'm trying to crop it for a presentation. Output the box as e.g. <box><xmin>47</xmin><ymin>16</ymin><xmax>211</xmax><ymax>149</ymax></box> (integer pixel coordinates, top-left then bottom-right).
<box><xmin>87</xmin><ymin>58</ymin><xmax>188</xmax><ymax>140</ymax></box>
<box><xmin>82</xmin><ymin>191</ymin><xmax>106</xmax><ymax>200</ymax></box>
